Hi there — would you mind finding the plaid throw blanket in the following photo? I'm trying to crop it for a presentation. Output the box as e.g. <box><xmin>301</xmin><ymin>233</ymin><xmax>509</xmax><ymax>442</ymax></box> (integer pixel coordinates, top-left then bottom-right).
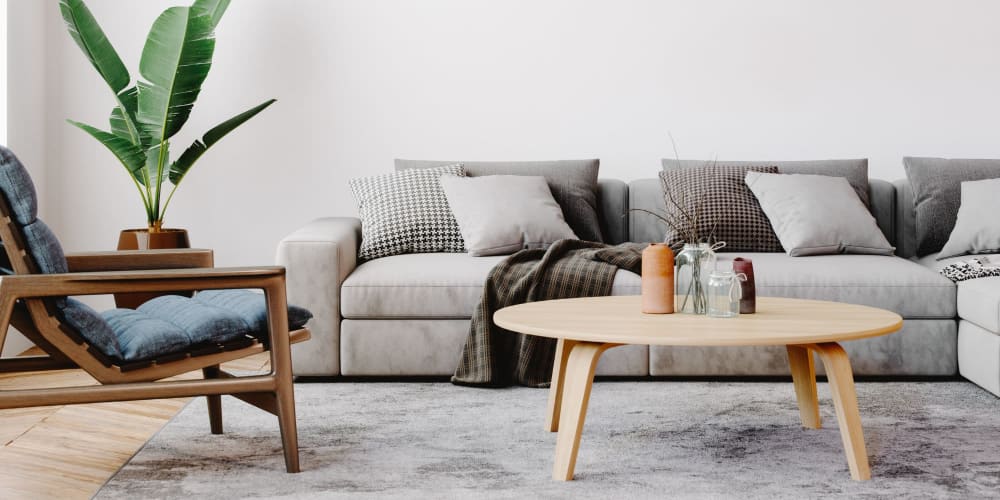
<box><xmin>452</xmin><ymin>239</ymin><xmax>644</xmax><ymax>388</ymax></box>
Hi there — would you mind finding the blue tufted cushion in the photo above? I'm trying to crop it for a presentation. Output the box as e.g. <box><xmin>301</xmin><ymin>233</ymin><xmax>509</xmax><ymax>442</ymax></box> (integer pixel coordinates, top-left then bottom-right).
<box><xmin>0</xmin><ymin>146</ymin><xmax>38</xmax><ymax>225</ymax></box>
<box><xmin>102</xmin><ymin>308</ymin><xmax>191</xmax><ymax>362</ymax></box>
<box><xmin>194</xmin><ymin>289</ymin><xmax>313</xmax><ymax>337</ymax></box>
<box><xmin>60</xmin><ymin>298</ymin><xmax>123</xmax><ymax>360</ymax></box>
<box><xmin>22</xmin><ymin>219</ymin><xmax>67</xmax><ymax>274</ymax></box>
<box><xmin>137</xmin><ymin>295</ymin><xmax>250</xmax><ymax>345</ymax></box>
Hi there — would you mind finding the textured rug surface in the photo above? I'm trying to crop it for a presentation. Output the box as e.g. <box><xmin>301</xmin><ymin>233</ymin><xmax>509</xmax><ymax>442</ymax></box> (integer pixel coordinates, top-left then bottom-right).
<box><xmin>98</xmin><ymin>381</ymin><xmax>1000</xmax><ymax>499</ymax></box>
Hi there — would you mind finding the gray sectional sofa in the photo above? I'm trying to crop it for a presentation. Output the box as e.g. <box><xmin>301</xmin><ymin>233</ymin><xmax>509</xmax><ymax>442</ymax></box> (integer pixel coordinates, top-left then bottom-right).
<box><xmin>277</xmin><ymin>178</ymin><xmax>999</xmax><ymax>396</ymax></box>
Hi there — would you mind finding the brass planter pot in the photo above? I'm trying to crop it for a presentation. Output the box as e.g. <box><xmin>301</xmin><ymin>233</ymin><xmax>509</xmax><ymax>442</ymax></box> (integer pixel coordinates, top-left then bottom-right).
<box><xmin>113</xmin><ymin>227</ymin><xmax>191</xmax><ymax>309</ymax></box>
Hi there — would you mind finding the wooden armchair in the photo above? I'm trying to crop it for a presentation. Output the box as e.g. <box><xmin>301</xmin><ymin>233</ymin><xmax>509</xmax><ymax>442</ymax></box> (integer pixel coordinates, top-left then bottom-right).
<box><xmin>0</xmin><ymin>148</ymin><xmax>309</xmax><ymax>472</ymax></box>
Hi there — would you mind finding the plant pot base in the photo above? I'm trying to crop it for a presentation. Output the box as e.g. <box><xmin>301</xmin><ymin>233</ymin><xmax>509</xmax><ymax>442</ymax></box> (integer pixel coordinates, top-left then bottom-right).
<box><xmin>114</xmin><ymin>228</ymin><xmax>191</xmax><ymax>309</ymax></box>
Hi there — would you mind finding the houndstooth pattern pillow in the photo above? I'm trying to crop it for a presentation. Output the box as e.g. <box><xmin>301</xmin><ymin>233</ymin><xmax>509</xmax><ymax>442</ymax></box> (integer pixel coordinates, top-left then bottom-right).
<box><xmin>350</xmin><ymin>165</ymin><xmax>467</xmax><ymax>260</ymax></box>
<box><xmin>659</xmin><ymin>165</ymin><xmax>783</xmax><ymax>252</ymax></box>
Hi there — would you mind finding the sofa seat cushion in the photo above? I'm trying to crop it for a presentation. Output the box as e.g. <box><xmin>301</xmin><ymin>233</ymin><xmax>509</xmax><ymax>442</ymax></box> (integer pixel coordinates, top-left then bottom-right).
<box><xmin>341</xmin><ymin>253</ymin><xmax>643</xmax><ymax>319</ymax></box>
<box><xmin>919</xmin><ymin>253</ymin><xmax>1000</xmax><ymax>332</ymax></box>
<box><xmin>717</xmin><ymin>254</ymin><xmax>955</xmax><ymax>319</ymax></box>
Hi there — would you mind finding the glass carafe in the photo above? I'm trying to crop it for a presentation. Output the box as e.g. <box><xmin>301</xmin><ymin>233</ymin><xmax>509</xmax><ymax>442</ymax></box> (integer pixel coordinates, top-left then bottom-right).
<box><xmin>707</xmin><ymin>270</ymin><xmax>746</xmax><ymax>318</ymax></box>
<box><xmin>674</xmin><ymin>243</ymin><xmax>717</xmax><ymax>314</ymax></box>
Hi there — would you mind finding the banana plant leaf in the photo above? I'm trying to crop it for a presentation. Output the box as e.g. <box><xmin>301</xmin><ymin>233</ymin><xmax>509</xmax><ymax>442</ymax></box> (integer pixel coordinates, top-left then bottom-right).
<box><xmin>60</xmin><ymin>0</ymin><xmax>142</xmax><ymax>146</ymax></box>
<box><xmin>169</xmin><ymin>99</ymin><xmax>276</xmax><ymax>185</ymax></box>
<box><xmin>192</xmin><ymin>0</ymin><xmax>231</xmax><ymax>28</ymax></box>
<box><xmin>136</xmin><ymin>7</ymin><xmax>215</xmax><ymax>144</ymax></box>
<box><xmin>67</xmin><ymin>120</ymin><xmax>147</xmax><ymax>185</ymax></box>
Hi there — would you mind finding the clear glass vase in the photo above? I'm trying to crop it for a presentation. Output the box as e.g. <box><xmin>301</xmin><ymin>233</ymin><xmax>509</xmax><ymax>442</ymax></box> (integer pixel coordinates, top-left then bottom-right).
<box><xmin>674</xmin><ymin>243</ymin><xmax>717</xmax><ymax>314</ymax></box>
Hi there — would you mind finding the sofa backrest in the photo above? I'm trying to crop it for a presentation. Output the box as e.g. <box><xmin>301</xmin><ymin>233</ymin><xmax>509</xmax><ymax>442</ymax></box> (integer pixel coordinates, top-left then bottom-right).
<box><xmin>597</xmin><ymin>178</ymin><xmax>899</xmax><ymax>247</ymax></box>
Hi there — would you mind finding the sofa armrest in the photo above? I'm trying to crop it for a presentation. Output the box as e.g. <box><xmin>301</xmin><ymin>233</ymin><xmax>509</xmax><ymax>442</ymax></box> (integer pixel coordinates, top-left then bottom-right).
<box><xmin>276</xmin><ymin>217</ymin><xmax>361</xmax><ymax>376</ymax></box>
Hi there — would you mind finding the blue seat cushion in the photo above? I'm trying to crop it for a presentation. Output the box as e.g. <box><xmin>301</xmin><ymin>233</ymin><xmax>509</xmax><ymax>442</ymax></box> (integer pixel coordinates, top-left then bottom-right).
<box><xmin>0</xmin><ymin>146</ymin><xmax>39</xmax><ymax>225</ymax></box>
<box><xmin>60</xmin><ymin>298</ymin><xmax>123</xmax><ymax>360</ymax></box>
<box><xmin>22</xmin><ymin>219</ymin><xmax>67</xmax><ymax>274</ymax></box>
<box><xmin>102</xmin><ymin>308</ymin><xmax>191</xmax><ymax>362</ymax></box>
<box><xmin>137</xmin><ymin>295</ymin><xmax>250</xmax><ymax>346</ymax></box>
<box><xmin>194</xmin><ymin>289</ymin><xmax>313</xmax><ymax>338</ymax></box>
<box><xmin>59</xmin><ymin>292</ymin><xmax>311</xmax><ymax>363</ymax></box>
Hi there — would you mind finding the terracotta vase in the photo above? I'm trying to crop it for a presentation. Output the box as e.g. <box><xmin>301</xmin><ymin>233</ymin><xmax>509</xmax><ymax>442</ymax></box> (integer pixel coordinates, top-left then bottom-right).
<box><xmin>732</xmin><ymin>257</ymin><xmax>756</xmax><ymax>314</ymax></box>
<box><xmin>641</xmin><ymin>243</ymin><xmax>675</xmax><ymax>314</ymax></box>
<box><xmin>114</xmin><ymin>227</ymin><xmax>191</xmax><ymax>309</ymax></box>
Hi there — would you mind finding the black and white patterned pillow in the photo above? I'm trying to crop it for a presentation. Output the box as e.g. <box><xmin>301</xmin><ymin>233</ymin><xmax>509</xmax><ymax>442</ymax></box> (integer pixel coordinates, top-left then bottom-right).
<box><xmin>659</xmin><ymin>165</ymin><xmax>783</xmax><ymax>252</ymax></box>
<box><xmin>350</xmin><ymin>165</ymin><xmax>467</xmax><ymax>260</ymax></box>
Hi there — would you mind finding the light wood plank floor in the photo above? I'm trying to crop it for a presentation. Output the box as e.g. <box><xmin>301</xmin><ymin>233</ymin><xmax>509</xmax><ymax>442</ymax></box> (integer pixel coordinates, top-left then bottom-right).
<box><xmin>0</xmin><ymin>350</ymin><xmax>270</xmax><ymax>499</ymax></box>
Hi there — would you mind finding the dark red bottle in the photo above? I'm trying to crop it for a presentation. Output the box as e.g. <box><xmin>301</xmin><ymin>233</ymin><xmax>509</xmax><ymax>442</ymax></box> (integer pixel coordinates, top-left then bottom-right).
<box><xmin>733</xmin><ymin>257</ymin><xmax>756</xmax><ymax>314</ymax></box>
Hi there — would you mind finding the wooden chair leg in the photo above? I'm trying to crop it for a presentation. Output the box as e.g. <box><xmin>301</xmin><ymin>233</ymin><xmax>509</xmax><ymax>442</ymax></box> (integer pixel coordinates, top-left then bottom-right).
<box><xmin>203</xmin><ymin>365</ymin><xmax>224</xmax><ymax>435</ymax></box>
<box><xmin>266</xmin><ymin>280</ymin><xmax>301</xmax><ymax>473</ymax></box>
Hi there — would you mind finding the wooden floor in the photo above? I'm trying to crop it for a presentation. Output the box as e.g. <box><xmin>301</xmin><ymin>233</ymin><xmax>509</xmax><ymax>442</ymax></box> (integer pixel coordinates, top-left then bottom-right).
<box><xmin>0</xmin><ymin>350</ymin><xmax>270</xmax><ymax>499</ymax></box>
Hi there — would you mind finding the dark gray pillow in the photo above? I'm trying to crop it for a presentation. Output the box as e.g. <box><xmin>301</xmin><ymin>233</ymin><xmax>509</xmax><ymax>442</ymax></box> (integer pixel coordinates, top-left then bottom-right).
<box><xmin>662</xmin><ymin>158</ymin><xmax>870</xmax><ymax>209</ymax></box>
<box><xmin>395</xmin><ymin>159</ymin><xmax>603</xmax><ymax>243</ymax></box>
<box><xmin>903</xmin><ymin>157</ymin><xmax>1000</xmax><ymax>257</ymax></box>
<box><xmin>659</xmin><ymin>165</ymin><xmax>783</xmax><ymax>252</ymax></box>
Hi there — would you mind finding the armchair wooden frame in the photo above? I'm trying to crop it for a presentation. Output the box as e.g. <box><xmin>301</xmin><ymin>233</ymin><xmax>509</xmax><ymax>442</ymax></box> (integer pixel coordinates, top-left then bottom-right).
<box><xmin>0</xmin><ymin>197</ymin><xmax>310</xmax><ymax>473</ymax></box>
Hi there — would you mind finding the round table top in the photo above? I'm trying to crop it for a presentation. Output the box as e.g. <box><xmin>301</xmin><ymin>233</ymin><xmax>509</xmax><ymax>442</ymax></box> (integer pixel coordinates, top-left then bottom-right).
<box><xmin>493</xmin><ymin>296</ymin><xmax>903</xmax><ymax>346</ymax></box>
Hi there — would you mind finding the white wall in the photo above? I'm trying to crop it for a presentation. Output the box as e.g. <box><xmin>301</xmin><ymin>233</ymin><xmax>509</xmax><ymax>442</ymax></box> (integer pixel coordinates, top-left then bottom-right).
<box><xmin>16</xmin><ymin>0</ymin><xmax>1000</xmax><ymax>271</ymax></box>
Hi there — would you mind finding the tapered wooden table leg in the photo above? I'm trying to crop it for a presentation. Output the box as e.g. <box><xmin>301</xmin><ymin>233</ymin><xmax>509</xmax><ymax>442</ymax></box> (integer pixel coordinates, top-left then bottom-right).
<box><xmin>546</xmin><ymin>338</ymin><xmax>577</xmax><ymax>432</ymax></box>
<box><xmin>812</xmin><ymin>342</ymin><xmax>871</xmax><ymax>481</ymax></box>
<box><xmin>786</xmin><ymin>345</ymin><xmax>821</xmax><ymax>429</ymax></box>
<box><xmin>552</xmin><ymin>341</ymin><xmax>613</xmax><ymax>481</ymax></box>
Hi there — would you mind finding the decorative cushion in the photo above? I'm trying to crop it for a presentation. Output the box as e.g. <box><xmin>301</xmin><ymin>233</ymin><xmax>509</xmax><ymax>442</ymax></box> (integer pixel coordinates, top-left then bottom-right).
<box><xmin>102</xmin><ymin>308</ymin><xmax>191</xmax><ymax>362</ymax></box>
<box><xmin>22</xmin><ymin>219</ymin><xmax>68</xmax><ymax>274</ymax></box>
<box><xmin>60</xmin><ymin>298</ymin><xmax>123</xmax><ymax>360</ymax></box>
<box><xmin>439</xmin><ymin>175</ymin><xmax>577</xmax><ymax>256</ymax></box>
<box><xmin>395</xmin><ymin>159</ymin><xmax>604</xmax><ymax>243</ymax></box>
<box><xmin>0</xmin><ymin>146</ymin><xmax>39</xmax><ymax>225</ymax></box>
<box><xmin>658</xmin><ymin>165</ymin><xmax>783</xmax><ymax>252</ymax></box>
<box><xmin>938</xmin><ymin>178</ymin><xmax>1000</xmax><ymax>259</ymax></box>
<box><xmin>903</xmin><ymin>157</ymin><xmax>1000</xmax><ymax>256</ymax></box>
<box><xmin>349</xmin><ymin>165</ymin><xmax>467</xmax><ymax>260</ymax></box>
<box><xmin>744</xmin><ymin>172</ymin><xmax>894</xmax><ymax>257</ymax></box>
<box><xmin>137</xmin><ymin>295</ymin><xmax>250</xmax><ymax>345</ymax></box>
<box><xmin>194</xmin><ymin>289</ymin><xmax>313</xmax><ymax>335</ymax></box>
<box><xmin>663</xmin><ymin>158</ymin><xmax>870</xmax><ymax>209</ymax></box>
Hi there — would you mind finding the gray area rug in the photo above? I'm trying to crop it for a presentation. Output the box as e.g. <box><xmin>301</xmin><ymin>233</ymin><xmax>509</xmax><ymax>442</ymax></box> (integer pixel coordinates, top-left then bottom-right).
<box><xmin>98</xmin><ymin>381</ymin><xmax>1000</xmax><ymax>499</ymax></box>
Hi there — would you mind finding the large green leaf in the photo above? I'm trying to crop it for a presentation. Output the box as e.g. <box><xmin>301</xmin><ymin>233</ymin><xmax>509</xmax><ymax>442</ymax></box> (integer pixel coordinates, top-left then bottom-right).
<box><xmin>138</xmin><ymin>144</ymin><xmax>169</xmax><ymax>188</ymax></box>
<box><xmin>61</xmin><ymin>0</ymin><xmax>142</xmax><ymax>145</ymax></box>
<box><xmin>169</xmin><ymin>99</ymin><xmax>276</xmax><ymax>185</ymax></box>
<box><xmin>59</xmin><ymin>0</ymin><xmax>130</xmax><ymax>92</ymax></box>
<box><xmin>192</xmin><ymin>0</ymin><xmax>231</xmax><ymax>28</ymax></box>
<box><xmin>136</xmin><ymin>7</ymin><xmax>215</xmax><ymax>143</ymax></box>
<box><xmin>109</xmin><ymin>86</ymin><xmax>150</xmax><ymax>145</ymax></box>
<box><xmin>67</xmin><ymin>120</ymin><xmax>147</xmax><ymax>183</ymax></box>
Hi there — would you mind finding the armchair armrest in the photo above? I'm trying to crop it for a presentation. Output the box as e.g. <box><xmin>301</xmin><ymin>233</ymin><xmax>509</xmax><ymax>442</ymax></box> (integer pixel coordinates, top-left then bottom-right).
<box><xmin>65</xmin><ymin>248</ymin><xmax>214</xmax><ymax>272</ymax></box>
<box><xmin>276</xmin><ymin>217</ymin><xmax>361</xmax><ymax>376</ymax></box>
<box><xmin>0</xmin><ymin>266</ymin><xmax>285</xmax><ymax>297</ymax></box>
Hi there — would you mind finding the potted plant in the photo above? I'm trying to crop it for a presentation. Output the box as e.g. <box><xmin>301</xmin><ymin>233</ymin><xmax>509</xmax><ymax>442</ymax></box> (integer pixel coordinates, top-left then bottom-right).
<box><xmin>61</xmin><ymin>0</ymin><xmax>274</xmax><ymax>246</ymax></box>
<box><xmin>60</xmin><ymin>0</ymin><xmax>275</xmax><ymax>306</ymax></box>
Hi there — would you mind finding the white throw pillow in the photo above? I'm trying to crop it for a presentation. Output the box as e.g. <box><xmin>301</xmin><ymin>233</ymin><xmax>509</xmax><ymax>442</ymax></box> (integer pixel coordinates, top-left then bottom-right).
<box><xmin>939</xmin><ymin>178</ymin><xmax>1000</xmax><ymax>259</ymax></box>
<box><xmin>744</xmin><ymin>171</ymin><xmax>895</xmax><ymax>257</ymax></box>
<box><xmin>439</xmin><ymin>175</ymin><xmax>578</xmax><ymax>256</ymax></box>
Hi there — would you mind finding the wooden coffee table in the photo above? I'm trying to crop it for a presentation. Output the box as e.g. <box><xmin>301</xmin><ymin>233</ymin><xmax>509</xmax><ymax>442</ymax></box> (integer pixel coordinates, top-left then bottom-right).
<box><xmin>493</xmin><ymin>295</ymin><xmax>903</xmax><ymax>481</ymax></box>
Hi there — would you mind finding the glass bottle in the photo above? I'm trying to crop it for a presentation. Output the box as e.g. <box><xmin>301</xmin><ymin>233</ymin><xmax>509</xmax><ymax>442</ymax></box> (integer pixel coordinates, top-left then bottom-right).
<box><xmin>674</xmin><ymin>243</ymin><xmax>717</xmax><ymax>314</ymax></box>
<box><xmin>707</xmin><ymin>270</ymin><xmax>746</xmax><ymax>318</ymax></box>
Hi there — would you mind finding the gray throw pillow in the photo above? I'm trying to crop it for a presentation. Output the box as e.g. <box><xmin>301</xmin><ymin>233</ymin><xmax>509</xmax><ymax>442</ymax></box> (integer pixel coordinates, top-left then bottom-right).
<box><xmin>662</xmin><ymin>158</ymin><xmax>870</xmax><ymax>209</ymax></box>
<box><xmin>903</xmin><ymin>157</ymin><xmax>1000</xmax><ymax>256</ymax></box>
<box><xmin>440</xmin><ymin>175</ymin><xmax>577</xmax><ymax>256</ymax></box>
<box><xmin>395</xmin><ymin>159</ymin><xmax>603</xmax><ymax>243</ymax></box>
<box><xmin>349</xmin><ymin>165</ymin><xmax>466</xmax><ymax>260</ymax></box>
<box><xmin>658</xmin><ymin>165</ymin><xmax>783</xmax><ymax>252</ymax></box>
<box><xmin>745</xmin><ymin>172</ymin><xmax>895</xmax><ymax>257</ymax></box>
<box><xmin>938</xmin><ymin>178</ymin><xmax>1000</xmax><ymax>259</ymax></box>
